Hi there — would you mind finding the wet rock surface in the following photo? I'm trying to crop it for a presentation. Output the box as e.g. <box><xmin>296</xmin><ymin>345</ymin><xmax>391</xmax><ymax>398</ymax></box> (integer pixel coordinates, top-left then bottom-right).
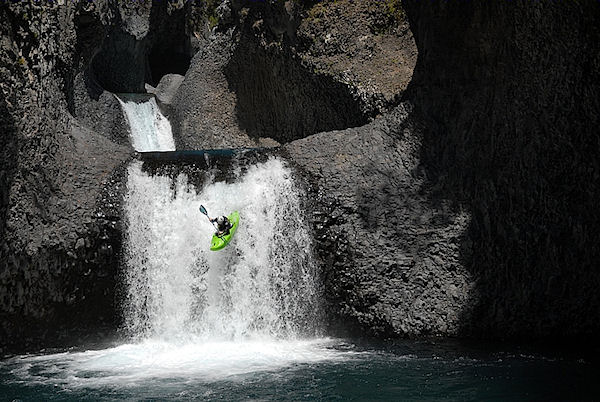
<box><xmin>285</xmin><ymin>104</ymin><xmax>474</xmax><ymax>337</ymax></box>
<box><xmin>139</xmin><ymin>149</ymin><xmax>272</xmax><ymax>187</ymax></box>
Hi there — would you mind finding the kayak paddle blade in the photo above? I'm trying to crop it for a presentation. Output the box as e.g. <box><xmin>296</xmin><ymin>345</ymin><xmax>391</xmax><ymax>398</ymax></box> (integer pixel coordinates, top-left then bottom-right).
<box><xmin>199</xmin><ymin>205</ymin><xmax>208</xmax><ymax>216</ymax></box>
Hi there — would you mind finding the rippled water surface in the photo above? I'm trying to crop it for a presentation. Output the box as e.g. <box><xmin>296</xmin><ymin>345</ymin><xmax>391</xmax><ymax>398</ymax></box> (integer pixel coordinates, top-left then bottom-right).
<box><xmin>1</xmin><ymin>339</ymin><xmax>597</xmax><ymax>401</ymax></box>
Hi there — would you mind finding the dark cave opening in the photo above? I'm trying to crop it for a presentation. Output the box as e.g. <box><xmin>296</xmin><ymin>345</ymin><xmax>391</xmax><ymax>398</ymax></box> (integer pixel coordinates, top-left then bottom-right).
<box><xmin>147</xmin><ymin>48</ymin><xmax>191</xmax><ymax>87</ymax></box>
<box><xmin>90</xmin><ymin>27</ymin><xmax>149</xmax><ymax>93</ymax></box>
<box><xmin>88</xmin><ymin>2</ymin><xmax>192</xmax><ymax>94</ymax></box>
<box><xmin>146</xmin><ymin>1</ymin><xmax>192</xmax><ymax>88</ymax></box>
<box><xmin>90</xmin><ymin>29</ymin><xmax>192</xmax><ymax>93</ymax></box>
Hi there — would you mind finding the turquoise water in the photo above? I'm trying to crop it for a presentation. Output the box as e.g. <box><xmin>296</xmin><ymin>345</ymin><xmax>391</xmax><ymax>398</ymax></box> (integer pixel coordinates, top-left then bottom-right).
<box><xmin>1</xmin><ymin>339</ymin><xmax>597</xmax><ymax>401</ymax></box>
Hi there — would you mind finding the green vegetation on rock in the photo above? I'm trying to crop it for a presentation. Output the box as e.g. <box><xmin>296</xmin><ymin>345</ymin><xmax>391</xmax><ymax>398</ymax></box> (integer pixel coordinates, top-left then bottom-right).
<box><xmin>204</xmin><ymin>0</ymin><xmax>220</xmax><ymax>29</ymax></box>
<box><xmin>386</xmin><ymin>0</ymin><xmax>406</xmax><ymax>22</ymax></box>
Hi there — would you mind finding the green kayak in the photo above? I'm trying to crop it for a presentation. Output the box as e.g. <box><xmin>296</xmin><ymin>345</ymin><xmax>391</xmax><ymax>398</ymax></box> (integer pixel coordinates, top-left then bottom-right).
<box><xmin>210</xmin><ymin>211</ymin><xmax>239</xmax><ymax>251</ymax></box>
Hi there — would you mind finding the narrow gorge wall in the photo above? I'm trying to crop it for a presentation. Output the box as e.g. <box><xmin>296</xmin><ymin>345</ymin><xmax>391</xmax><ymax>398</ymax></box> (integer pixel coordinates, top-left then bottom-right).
<box><xmin>0</xmin><ymin>2</ymin><xmax>130</xmax><ymax>352</ymax></box>
<box><xmin>0</xmin><ymin>0</ymin><xmax>218</xmax><ymax>353</ymax></box>
<box><xmin>285</xmin><ymin>104</ymin><xmax>474</xmax><ymax>338</ymax></box>
<box><xmin>171</xmin><ymin>0</ymin><xmax>415</xmax><ymax>149</ymax></box>
<box><xmin>284</xmin><ymin>0</ymin><xmax>600</xmax><ymax>342</ymax></box>
<box><xmin>402</xmin><ymin>0</ymin><xmax>600</xmax><ymax>338</ymax></box>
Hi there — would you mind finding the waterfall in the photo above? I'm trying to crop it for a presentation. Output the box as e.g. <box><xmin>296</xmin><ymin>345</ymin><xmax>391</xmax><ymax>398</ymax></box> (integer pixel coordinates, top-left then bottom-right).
<box><xmin>0</xmin><ymin>103</ymin><xmax>345</xmax><ymax>390</ymax></box>
<box><xmin>117</xmin><ymin>94</ymin><xmax>176</xmax><ymax>152</ymax></box>
<box><xmin>116</xmin><ymin>88</ymin><xmax>320</xmax><ymax>342</ymax></box>
<box><xmin>122</xmin><ymin>158</ymin><xmax>321</xmax><ymax>342</ymax></box>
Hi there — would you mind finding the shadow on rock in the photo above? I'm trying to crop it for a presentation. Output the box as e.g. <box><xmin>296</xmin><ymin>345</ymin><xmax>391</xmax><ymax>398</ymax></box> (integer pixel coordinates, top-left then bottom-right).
<box><xmin>223</xmin><ymin>32</ymin><xmax>370</xmax><ymax>144</ymax></box>
<box><xmin>403</xmin><ymin>0</ymin><xmax>600</xmax><ymax>340</ymax></box>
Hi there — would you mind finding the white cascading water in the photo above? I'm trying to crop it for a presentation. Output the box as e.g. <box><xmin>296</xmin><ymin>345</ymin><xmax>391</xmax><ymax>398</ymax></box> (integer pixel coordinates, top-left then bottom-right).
<box><xmin>123</xmin><ymin>158</ymin><xmax>321</xmax><ymax>342</ymax></box>
<box><xmin>116</xmin><ymin>94</ymin><xmax>176</xmax><ymax>152</ymax></box>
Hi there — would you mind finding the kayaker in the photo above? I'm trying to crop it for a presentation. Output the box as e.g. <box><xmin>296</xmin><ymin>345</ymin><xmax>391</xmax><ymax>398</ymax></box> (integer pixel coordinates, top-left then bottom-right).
<box><xmin>210</xmin><ymin>215</ymin><xmax>232</xmax><ymax>237</ymax></box>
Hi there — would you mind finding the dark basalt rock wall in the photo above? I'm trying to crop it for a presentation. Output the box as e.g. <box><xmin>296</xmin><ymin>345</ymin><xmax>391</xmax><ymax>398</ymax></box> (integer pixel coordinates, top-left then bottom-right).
<box><xmin>146</xmin><ymin>2</ymin><xmax>192</xmax><ymax>87</ymax></box>
<box><xmin>172</xmin><ymin>28</ymin><xmax>371</xmax><ymax>148</ymax></box>
<box><xmin>69</xmin><ymin>6</ymin><xmax>130</xmax><ymax>146</ymax></box>
<box><xmin>284</xmin><ymin>0</ymin><xmax>600</xmax><ymax>341</ymax></box>
<box><xmin>0</xmin><ymin>2</ymin><xmax>129</xmax><ymax>353</ymax></box>
<box><xmin>223</xmin><ymin>34</ymin><xmax>370</xmax><ymax>144</ymax></box>
<box><xmin>2</xmin><ymin>0</ymin><xmax>599</xmax><ymax>353</ymax></box>
<box><xmin>170</xmin><ymin>32</ymin><xmax>259</xmax><ymax>150</ymax></box>
<box><xmin>90</xmin><ymin>1</ymin><xmax>191</xmax><ymax>93</ymax></box>
<box><xmin>295</xmin><ymin>0</ymin><xmax>417</xmax><ymax>115</ymax></box>
<box><xmin>0</xmin><ymin>0</ymin><xmax>208</xmax><ymax>353</ymax></box>
<box><xmin>92</xmin><ymin>27</ymin><xmax>150</xmax><ymax>94</ymax></box>
<box><xmin>171</xmin><ymin>0</ymin><xmax>414</xmax><ymax>149</ymax></box>
<box><xmin>400</xmin><ymin>0</ymin><xmax>600</xmax><ymax>339</ymax></box>
<box><xmin>285</xmin><ymin>104</ymin><xmax>474</xmax><ymax>338</ymax></box>
<box><xmin>74</xmin><ymin>1</ymin><xmax>193</xmax><ymax>145</ymax></box>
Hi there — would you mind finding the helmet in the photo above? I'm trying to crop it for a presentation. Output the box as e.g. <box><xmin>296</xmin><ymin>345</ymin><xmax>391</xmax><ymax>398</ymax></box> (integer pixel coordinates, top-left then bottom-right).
<box><xmin>217</xmin><ymin>216</ymin><xmax>225</xmax><ymax>225</ymax></box>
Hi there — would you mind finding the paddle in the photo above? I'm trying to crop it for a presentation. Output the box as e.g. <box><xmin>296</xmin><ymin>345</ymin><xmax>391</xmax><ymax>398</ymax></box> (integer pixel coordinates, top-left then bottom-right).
<box><xmin>200</xmin><ymin>205</ymin><xmax>224</xmax><ymax>237</ymax></box>
<box><xmin>199</xmin><ymin>204</ymin><xmax>210</xmax><ymax>219</ymax></box>
<box><xmin>200</xmin><ymin>204</ymin><xmax>215</xmax><ymax>226</ymax></box>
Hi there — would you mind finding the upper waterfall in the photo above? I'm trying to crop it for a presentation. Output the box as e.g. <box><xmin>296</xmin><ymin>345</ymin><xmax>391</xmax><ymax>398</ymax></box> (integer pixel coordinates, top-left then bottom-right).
<box><xmin>117</xmin><ymin>94</ymin><xmax>176</xmax><ymax>152</ymax></box>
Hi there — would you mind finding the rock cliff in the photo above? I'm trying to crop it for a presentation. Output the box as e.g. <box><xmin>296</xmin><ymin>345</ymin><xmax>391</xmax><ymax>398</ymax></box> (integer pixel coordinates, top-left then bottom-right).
<box><xmin>285</xmin><ymin>104</ymin><xmax>474</xmax><ymax>337</ymax></box>
<box><xmin>0</xmin><ymin>0</ymin><xmax>201</xmax><ymax>352</ymax></box>
<box><xmin>180</xmin><ymin>0</ymin><xmax>600</xmax><ymax>341</ymax></box>
<box><xmin>402</xmin><ymin>0</ymin><xmax>600</xmax><ymax>339</ymax></box>
<box><xmin>171</xmin><ymin>0</ymin><xmax>416</xmax><ymax>148</ymax></box>
<box><xmin>0</xmin><ymin>1</ymin><xmax>135</xmax><ymax>353</ymax></box>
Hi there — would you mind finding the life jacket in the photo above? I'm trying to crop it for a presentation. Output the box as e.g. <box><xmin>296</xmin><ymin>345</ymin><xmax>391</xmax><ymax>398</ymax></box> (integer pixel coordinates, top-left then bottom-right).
<box><xmin>216</xmin><ymin>216</ymin><xmax>231</xmax><ymax>233</ymax></box>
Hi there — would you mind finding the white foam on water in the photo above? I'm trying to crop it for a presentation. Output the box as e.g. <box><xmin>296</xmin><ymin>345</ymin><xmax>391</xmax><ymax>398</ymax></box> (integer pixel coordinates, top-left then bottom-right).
<box><xmin>4</xmin><ymin>338</ymin><xmax>357</xmax><ymax>389</ymax></box>
<box><xmin>116</xmin><ymin>94</ymin><xmax>175</xmax><ymax>152</ymax></box>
